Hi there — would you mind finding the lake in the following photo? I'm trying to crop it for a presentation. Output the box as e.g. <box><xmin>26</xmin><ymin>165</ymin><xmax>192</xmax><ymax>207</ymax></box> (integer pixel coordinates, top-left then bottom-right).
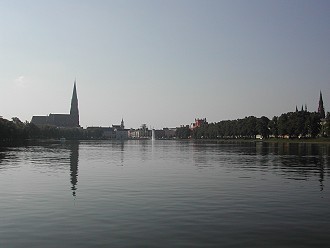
<box><xmin>0</xmin><ymin>140</ymin><xmax>329</xmax><ymax>247</ymax></box>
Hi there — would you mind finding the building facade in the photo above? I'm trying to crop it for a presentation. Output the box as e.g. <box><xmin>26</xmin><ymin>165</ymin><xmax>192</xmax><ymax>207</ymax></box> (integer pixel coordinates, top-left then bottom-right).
<box><xmin>86</xmin><ymin>119</ymin><xmax>129</xmax><ymax>140</ymax></box>
<box><xmin>191</xmin><ymin>118</ymin><xmax>208</xmax><ymax>129</ymax></box>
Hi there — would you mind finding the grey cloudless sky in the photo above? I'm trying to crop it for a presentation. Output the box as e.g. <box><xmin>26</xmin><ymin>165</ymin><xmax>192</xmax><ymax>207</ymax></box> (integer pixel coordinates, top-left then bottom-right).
<box><xmin>1</xmin><ymin>0</ymin><xmax>329</xmax><ymax>128</ymax></box>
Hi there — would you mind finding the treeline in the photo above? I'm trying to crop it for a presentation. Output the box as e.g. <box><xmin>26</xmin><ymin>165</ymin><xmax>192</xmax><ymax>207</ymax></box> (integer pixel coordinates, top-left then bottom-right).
<box><xmin>0</xmin><ymin>117</ymin><xmax>85</xmax><ymax>143</ymax></box>
<box><xmin>2</xmin><ymin>110</ymin><xmax>330</xmax><ymax>143</ymax></box>
<box><xmin>176</xmin><ymin>111</ymin><xmax>330</xmax><ymax>139</ymax></box>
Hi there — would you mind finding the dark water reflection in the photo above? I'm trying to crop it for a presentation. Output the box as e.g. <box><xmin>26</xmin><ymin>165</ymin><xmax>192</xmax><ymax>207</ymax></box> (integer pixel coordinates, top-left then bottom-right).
<box><xmin>256</xmin><ymin>142</ymin><xmax>329</xmax><ymax>191</ymax></box>
<box><xmin>0</xmin><ymin>141</ymin><xmax>80</xmax><ymax>196</ymax></box>
<box><xmin>0</xmin><ymin>140</ymin><xmax>329</xmax><ymax>247</ymax></box>
<box><xmin>191</xmin><ymin>141</ymin><xmax>329</xmax><ymax>191</ymax></box>
<box><xmin>69</xmin><ymin>142</ymin><xmax>79</xmax><ymax>196</ymax></box>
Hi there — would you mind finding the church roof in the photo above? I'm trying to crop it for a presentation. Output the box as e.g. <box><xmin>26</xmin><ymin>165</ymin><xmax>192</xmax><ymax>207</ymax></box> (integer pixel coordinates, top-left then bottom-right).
<box><xmin>31</xmin><ymin>116</ymin><xmax>48</xmax><ymax>125</ymax></box>
<box><xmin>49</xmin><ymin>114</ymin><xmax>74</xmax><ymax>127</ymax></box>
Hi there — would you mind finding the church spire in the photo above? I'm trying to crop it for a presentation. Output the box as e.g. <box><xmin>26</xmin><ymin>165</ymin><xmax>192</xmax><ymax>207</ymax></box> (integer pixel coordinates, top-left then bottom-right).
<box><xmin>121</xmin><ymin>118</ymin><xmax>125</xmax><ymax>129</ymax></box>
<box><xmin>70</xmin><ymin>80</ymin><xmax>80</xmax><ymax>127</ymax></box>
<box><xmin>318</xmin><ymin>91</ymin><xmax>325</xmax><ymax>119</ymax></box>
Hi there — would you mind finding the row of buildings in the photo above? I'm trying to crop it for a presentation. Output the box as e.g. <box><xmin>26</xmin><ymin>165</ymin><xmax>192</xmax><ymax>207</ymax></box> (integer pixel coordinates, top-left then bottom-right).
<box><xmin>86</xmin><ymin>123</ymin><xmax>177</xmax><ymax>140</ymax></box>
<box><xmin>30</xmin><ymin>82</ymin><xmax>179</xmax><ymax>140</ymax></box>
<box><xmin>85</xmin><ymin>119</ymin><xmax>207</xmax><ymax>140</ymax></box>
<box><xmin>30</xmin><ymin>81</ymin><xmax>327</xmax><ymax>139</ymax></box>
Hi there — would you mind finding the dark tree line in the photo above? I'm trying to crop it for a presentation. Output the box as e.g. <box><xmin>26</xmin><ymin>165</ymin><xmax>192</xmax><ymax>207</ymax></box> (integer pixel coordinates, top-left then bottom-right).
<box><xmin>275</xmin><ymin>111</ymin><xmax>322</xmax><ymax>138</ymax></box>
<box><xmin>1</xmin><ymin>110</ymin><xmax>329</xmax><ymax>143</ymax></box>
<box><xmin>191</xmin><ymin>116</ymin><xmax>267</xmax><ymax>139</ymax></box>
<box><xmin>176</xmin><ymin>126</ymin><xmax>191</xmax><ymax>139</ymax></box>
<box><xmin>0</xmin><ymin>117</ymin><xmax>85</xmax><ymax>144</ymax></box>
<box><xmin>190</xmin><ymin>111</ymin><xmax>329</xmax><ymax>140</ymax></box>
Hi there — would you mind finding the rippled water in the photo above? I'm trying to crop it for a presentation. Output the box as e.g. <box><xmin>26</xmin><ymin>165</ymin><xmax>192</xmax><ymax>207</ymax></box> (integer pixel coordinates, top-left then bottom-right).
<box><xmin>0</xmin><ymin>140</ymin><xmax>329</xmax><ymax>247</ymax></box>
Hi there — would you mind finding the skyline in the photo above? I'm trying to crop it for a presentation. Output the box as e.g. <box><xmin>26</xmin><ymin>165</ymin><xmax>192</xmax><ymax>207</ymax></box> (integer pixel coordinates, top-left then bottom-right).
<box><xmin>1</xmin><ymin>0</ymin><xmax>329</xmax><ymax>129</ymax></box>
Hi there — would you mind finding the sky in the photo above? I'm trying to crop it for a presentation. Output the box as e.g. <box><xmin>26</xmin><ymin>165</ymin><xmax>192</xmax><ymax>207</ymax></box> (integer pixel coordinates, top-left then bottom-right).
<box><xmin>0</xmin><ymin>0</ymin><xmax>329</xmax><ymax>129</ymax></box>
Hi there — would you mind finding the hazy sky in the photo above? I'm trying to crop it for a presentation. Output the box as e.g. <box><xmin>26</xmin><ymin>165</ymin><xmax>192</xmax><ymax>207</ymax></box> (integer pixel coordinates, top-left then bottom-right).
<box><xmin>1</xmin><ymin>0</ymin><xmax>329</xmax><ymax>128</ymax></box>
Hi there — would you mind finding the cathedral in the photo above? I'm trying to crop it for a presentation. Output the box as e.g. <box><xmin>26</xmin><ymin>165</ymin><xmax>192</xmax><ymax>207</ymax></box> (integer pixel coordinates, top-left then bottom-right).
<box><xmin>31</xmin><ymin>82</ymin><xmax>80</xmax><ymax>127</ymax></box>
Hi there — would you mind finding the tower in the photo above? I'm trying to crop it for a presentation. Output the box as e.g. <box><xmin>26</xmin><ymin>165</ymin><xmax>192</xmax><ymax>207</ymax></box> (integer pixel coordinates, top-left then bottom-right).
<box><xmin>70</xmin><ymin>81</ymin><xmax>80</xmax><ymax>127</ymax></box>
<box><xmin>318</xmin><ymin>91</ymin><xmax>325</xmax><ymax>119</ymax></box>
<box><xmin>120</xmin><ymin>118</ymin><xmax>125</xmax><ymax>129</ymax></box>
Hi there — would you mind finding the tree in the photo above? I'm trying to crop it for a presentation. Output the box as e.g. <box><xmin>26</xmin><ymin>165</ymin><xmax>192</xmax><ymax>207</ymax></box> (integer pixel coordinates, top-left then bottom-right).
<box><xmin>246</xmin><ymin>116</ymin><xmax>257</xmax><ymax>138</ymax></box>
<box><xmin>278</xmin><ymin>113</ymin><xmax>288</xmax><ymax>137</ymax></box>
<box><xmin>326</xmin><ymin>112</ymin><xmax>330</xmax><ymax>137</ymax></box>
<box><xmin>307</xmin><ymin>112</ymin><xmax>321</xmax><ymax>138</ymax></box>
<box><xmin>269</xmin><ymin>116</ymin><xmax>278</xmax><ymax>137</ymax></box>
<box><xmin>176</xmin><ymin>126</ymin><xmax>191</xmax><ymax>139</ymax></box>
<box><xmin>257</xmin><ymin>116</ymin><xmax>270</xmax><ymax>138</ymax></box>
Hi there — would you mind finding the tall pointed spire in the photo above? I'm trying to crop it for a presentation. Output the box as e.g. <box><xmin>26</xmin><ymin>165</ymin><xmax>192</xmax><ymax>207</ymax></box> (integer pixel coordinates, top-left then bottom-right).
<box><xmin>318</xmin><ymin>91</ymin><xmax>325</xmax><ymax>119</ymax></box>
<box><xmin>70</xmin><ymin>80</ymin><xmax>80</xmax><ymax>127</ymax></box>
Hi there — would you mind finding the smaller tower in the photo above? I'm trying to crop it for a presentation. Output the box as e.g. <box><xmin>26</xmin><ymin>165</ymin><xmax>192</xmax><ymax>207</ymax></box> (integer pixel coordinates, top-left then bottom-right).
<box><xmin>120</xmin><ymin>118</ymin><xmax>125</xmax><ymax>129</ymax></box>
<box><xmin>318</xmin><ymin>91</ymin><xmax>325</xmax><ymax>119</ymax></box>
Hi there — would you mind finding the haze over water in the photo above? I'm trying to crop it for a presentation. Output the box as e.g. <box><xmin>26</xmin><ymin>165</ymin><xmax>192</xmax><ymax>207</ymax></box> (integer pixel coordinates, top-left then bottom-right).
<box><xmin>0</xmin><ymin>140</ymin><xmax>329</xmax><ymax>247</ymax></box>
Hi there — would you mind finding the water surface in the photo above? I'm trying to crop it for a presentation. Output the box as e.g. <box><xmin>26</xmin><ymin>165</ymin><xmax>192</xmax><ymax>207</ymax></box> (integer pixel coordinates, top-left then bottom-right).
<box><xmin>0</xmin><ymin>140</ymin><xmax>329</xmax><ymax>247</ymax></box>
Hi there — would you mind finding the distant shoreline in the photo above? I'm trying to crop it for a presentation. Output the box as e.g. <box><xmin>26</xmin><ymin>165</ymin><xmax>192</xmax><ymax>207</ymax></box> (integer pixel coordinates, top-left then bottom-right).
<box><xmin>261</xmin><ymin>138</ymin><xmax>330</xmax><ymax>144</ymax></box>
<box><xmin>2</xmin><ymin>137</ymin><xmax>330</xmax><ymax>147</ymax></box>
<box><xmin>191</xmin><ymin>138</ymin><xmax>330</xmax><ymax>144</ymax></box>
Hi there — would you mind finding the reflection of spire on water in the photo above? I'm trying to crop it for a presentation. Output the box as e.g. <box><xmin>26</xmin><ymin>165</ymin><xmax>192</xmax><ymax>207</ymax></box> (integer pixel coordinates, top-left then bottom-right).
<box><xmin>69</xmin><ymin>142</ymin><xmax>79</xmax><ymax>197</ymax></box>
<box><xmin>311</xmin><ymin>155</ymin><xmax>325</xmax><ymax>192</ymax></box>
<box><xmin>318</xmin><ymin>162</ymin><xmax>324</xmax><ymax>192</ymax></box>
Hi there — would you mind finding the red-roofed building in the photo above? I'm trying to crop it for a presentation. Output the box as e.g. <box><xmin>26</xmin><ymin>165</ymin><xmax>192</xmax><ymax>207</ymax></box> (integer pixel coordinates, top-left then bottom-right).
<box><xmin>191</xmin><ymin>118</ymin><xmax>207</xmax><ymax>129</ymax></box>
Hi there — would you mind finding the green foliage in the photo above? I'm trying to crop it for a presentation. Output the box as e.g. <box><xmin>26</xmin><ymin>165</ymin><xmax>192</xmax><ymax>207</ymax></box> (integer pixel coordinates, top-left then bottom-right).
<box><xmin>277</xmin><ymin>111</ymin><xmax>321</xmax><ymax>138</ymax></box>
<box><xmin>191</xmin><ymin>111</ymin><xmax>322</xmax><ymax>140</ymax></box>
<box><xmin>0</xmin><ymin>118</ymin><xmax>18</xmax><ymax>141</ymax></box>
<box><xmin>87</xmin><ymin>128</ymin><xmax>107</xmax><ymax>139</ymax></box>
<box><xmin>326</xmin><ymin>112</ymin><xmax>330</xmax><ymax>137</ymax></box>
<box><xmin>257</xmin><ymin>116</ymin><xmax>270</xmax><ymax>138</ymax></box>
<box><xmin>269</xmin><ymin>116</ymin><xmax>278</xmax><ymax>137</ymax></box>
<box><xmin>176</xmin><ymin>126</ymin><xmax>191</xmax><ymax>139</ymax></box>
<box><xmin>0</xmin><ymin>117</ymin><xmax>85</xmax><ymax>144</ymax></box>
<box><xmin>192</xmin><ymin>116</ymin><xmax>267</xmax><ymax>139</ymax></box>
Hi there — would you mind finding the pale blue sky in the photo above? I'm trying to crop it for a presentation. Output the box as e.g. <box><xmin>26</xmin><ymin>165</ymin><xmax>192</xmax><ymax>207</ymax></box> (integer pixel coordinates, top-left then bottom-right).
<box><xmin>1</xmin><ymin>0</ymin><xmax>329</xmax><ymax>128</ymax></box>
